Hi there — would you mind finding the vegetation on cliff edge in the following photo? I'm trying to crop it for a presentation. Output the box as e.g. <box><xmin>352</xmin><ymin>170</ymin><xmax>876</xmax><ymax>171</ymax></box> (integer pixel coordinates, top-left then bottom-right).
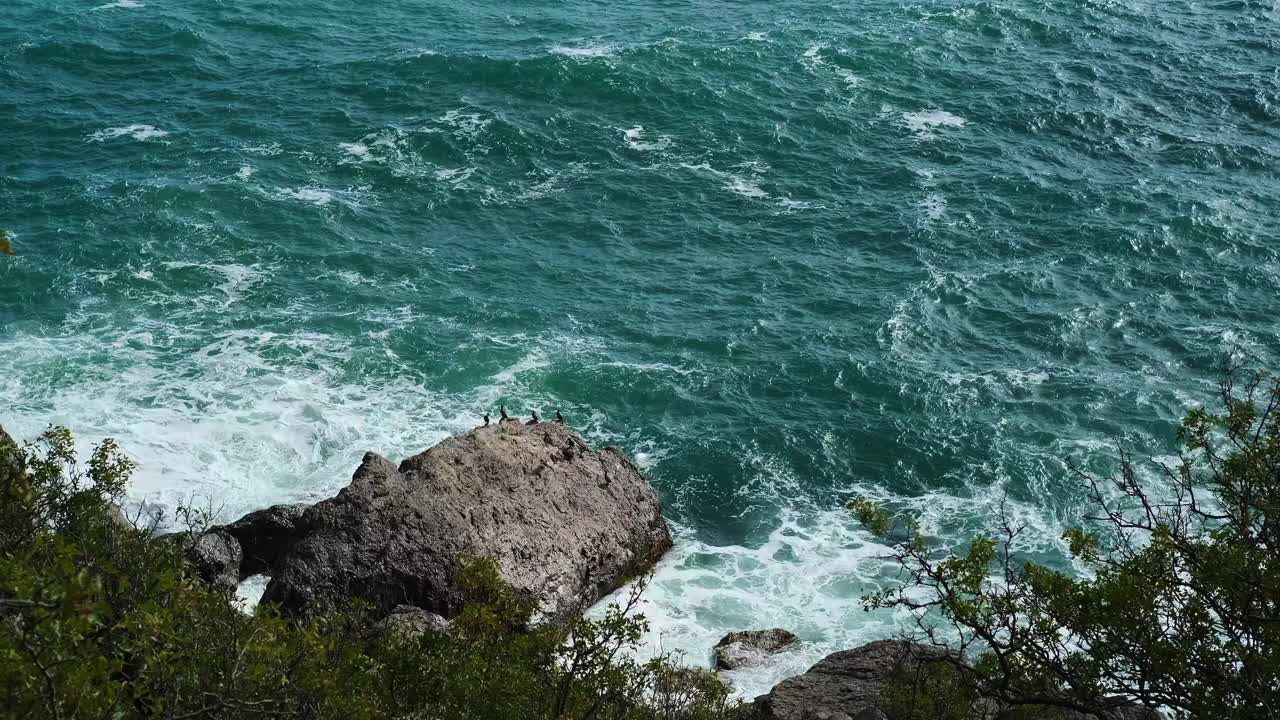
<box><xmin>0</xmin><ymin>426</ymin><xmax>740</xmax><ymax>720</ymax></box>
<box><xmin>854</xmin><ymin>361</ymin><xmax>1280</xmax><ymax>719</ymax></box>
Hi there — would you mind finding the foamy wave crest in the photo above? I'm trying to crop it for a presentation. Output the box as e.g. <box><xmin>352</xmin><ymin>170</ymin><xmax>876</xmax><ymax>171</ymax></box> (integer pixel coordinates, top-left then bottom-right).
<box><xmin>0</xmin><ymin>326</ymin><xmax>492</xmax><ymax>528</ymax></box>
<box><xmin>680</xmin><ymin>163</ymin><xmax>770</xmax><ymax>200</ymax></box>
<box><xmin>87</xmin><ymin>124</ymin><xmax>168</xmax><ymax>142</ymax></box>
<box><xmin>550</xmin><ymin>45</ymin><xmax>613</xmax><ymax>58</ymax></box>
<box><xmin>594</xmin><ymin>477</ymin><xmax>1084</xmax><ymax>700</ymax></box>
<box><xmin>95</xmin><ymin>0</ymin><xmax>144</xmax><ymax>9</ymax></box>
<box><xmin>271</xmin><ymin>185</ymin><xmax>374</xmax><ymax>209</ymax></box>
<box><xmin>339</xmin><ymin>142</ymin><xmax>373</xmax><ymax>163</ymax></box>
<box><xmin>592</xmin><ymin>511</ymin><xmax>907</xmax><ymax>700</ymax></box>
<box><xmin>624</xmin><ymin>126</ymin><xmax>672</xmax><ymax>152</ymax></box>
<box><xmin>902</xmin><ymin>110</ymin><xmax>967</xmax><ymax>139</ymax></box>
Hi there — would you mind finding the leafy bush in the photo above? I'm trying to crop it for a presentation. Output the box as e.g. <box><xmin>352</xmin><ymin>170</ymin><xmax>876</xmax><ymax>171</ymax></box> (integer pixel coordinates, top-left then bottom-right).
<box><xmin>853</xmin><ymin>362</ymin><xmax>1280</xmax><ymax>719</ymax></box>
<box><xmin>0</xmin><ymin>426</ymin><xmax>742</xmax><ymax>720</ymax></box>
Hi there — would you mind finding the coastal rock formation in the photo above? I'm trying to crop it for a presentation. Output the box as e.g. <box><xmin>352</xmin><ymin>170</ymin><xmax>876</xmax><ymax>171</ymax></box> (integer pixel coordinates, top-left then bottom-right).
<box><xmin>714</xmin><ymin>629</ymin><xmax>799</xmax><ymax>670</ymax></box>
<box><xmin>220</xmin><ymin>503</ymin><xmax>310</xmax><ymax>577</ymax></box>
<box><xmin>0</xmin><ymin>425</ymin><xmax>22</xmax><ymax>480</ymax></box>
<box><xmin>260</xmin><ymin>420</ymin><xmax>672</xmax><ymax>620</ymax></box>
<box><xmin>752</xmin><ymin>640</ymin><xmax>948</xmax><ymax>720</ymax></box>
<box><xmin>374</xmin><ymin>605</ymin><xmax>451</xmax><ymax>639</ymax></box>
<box><xmin>751</xmin><ymin>641</ymin><xmax>1158</xmax><ymax>720</ymax></box>
<box><xmin>180</xmin><ymin>530</ymin><xmax>243</xmax><ymax>592</ymax></box>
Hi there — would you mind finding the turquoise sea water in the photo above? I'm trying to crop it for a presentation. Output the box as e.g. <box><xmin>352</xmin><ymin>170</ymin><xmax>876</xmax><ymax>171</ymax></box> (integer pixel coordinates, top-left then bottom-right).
<box><xmin>2</xmin><ymin>0</ymin><xmax>1278</xmax><ymax>696</ymax></box>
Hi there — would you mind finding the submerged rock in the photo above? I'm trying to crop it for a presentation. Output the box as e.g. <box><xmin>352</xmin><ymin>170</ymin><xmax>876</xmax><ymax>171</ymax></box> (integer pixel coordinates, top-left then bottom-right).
<box><xmin>260</xmin><ymin>421</ymin><xmax>672</xmax><ymax>620</ymax></box>
<box><xmin>714</xmin><ymin>629</ymin><xmax>800</xmax><ymax>670</ymax></box>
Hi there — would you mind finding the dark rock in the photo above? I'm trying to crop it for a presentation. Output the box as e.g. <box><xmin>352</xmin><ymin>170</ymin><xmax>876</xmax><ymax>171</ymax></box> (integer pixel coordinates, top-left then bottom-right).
<box><xmin>261</xmin><ymin>422</ymin><xmax>672</xmax><ymax>620</ymax></box>
<box><xmin>374</xmin><ymin>605</ymin><xmax>450</xmax><ymax>639</ymax></box>
<box><xmin>754</xmin><ymin>640</ymin><xmax>1159</xmax><ymax>720</ymax></box>
<box><xmin>752</xmin><ymin>640</ymin><xmax>950</xmax><ymax>720</ymax></box>
<box><xmin>178</xmin><ymin>530</ymin><xmax>243</xmax><ymax>592</ymax></box>
<box><xmin>714</xmin><ymin>629</ymin><xmax>800</xmax><ymax>670</ymax></box>
<box><xmin>220</xmin><ymin>503</ymin><xmax>310</xmax><ymax>578</ymax></box>
<box><xmin>0</xmin><ymin>424</ymin><xmax>23</xmax><ymax>482</ymax></box>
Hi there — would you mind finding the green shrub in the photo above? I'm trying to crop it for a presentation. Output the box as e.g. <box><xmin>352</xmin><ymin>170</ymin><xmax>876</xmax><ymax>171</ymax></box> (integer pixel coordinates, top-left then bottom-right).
<box><xmin>854</xmin><ymin>362</ymin><xmax>1280</xmax><ymax>720</ymax></box>
<box><xmin>0</xmin><ymin>426</ymin><xmax>741</xmax><ymax>720</ymax></box>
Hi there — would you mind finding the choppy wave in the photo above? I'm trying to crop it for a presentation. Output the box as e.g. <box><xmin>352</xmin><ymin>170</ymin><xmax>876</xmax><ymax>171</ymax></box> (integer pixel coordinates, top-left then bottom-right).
<box><xmin>87</xmin><ymin>124</ymin><xmax>168</xmax><ymax>142</ymax></box>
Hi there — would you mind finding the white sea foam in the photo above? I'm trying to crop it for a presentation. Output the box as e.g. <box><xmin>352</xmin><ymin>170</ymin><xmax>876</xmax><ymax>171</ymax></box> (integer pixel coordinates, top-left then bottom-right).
<box><xmin>921</xmin><ymin>192</ymin><xmax>947</xmax><ymax>221</ymax></box>
<box><xmin>623</xmin><ymin>126</ymin><xmax>672</xmax><ymax>152</ymax></box>
<box><xmin>87</xmin><ymin>124</ymin><xmax>168</xmax><ymax>142</ymax></box>
<box><xmin>235</xmin><ymin>165</ymin><xmax>255</xmax><ymax>180</ymax></box>
<box><xmin>802</xmin><ymin>43</ymin><xmax>826</xmax><ymax>65</ymax></box>
<box><xmin>95</xmin><ymin>0</ymin><xmax>144</xmax><ymax>9</ymax></box>
<box><xmin>902</xmin><ymin>110</ymin><xmax>967</xmax><ymax>139</ymax></box>
<box><xmin>335</xmin><ymin>270</ymin><xmax>366</xmax><ymax>286</ymax></box>
<box><xmin>744</xmin><ymin>32</ymin><xmax>768</xmax><ymax>41</ymax></box>
<box><xmin>339</xmin><ymin>142</ymin><xmax>372</xmax><ymax>162</ymax></box>
<box><xmin>162</xmin><ymin>261</ymin><xmax>267</xmax><ymax>306</ymax></box>
<box><xmin>777</xmin><ymin>198</ymin><xmax>819</xmax><ymax>211</ymax></box>
<box><xmin>725</xmin><ymin>176</ymin><xmax>768</xmax><ymax>199</ymax></box>
<box><xmin>433</xmin><ymin>166</ymin><xmax>476</xmax><ymax>186</ymax></box>
<box><xmin>550</xmin><ymin>45</ymin><xmax>613</xmax><ymax>58</ymax></box>
<box><xmin>834</xmin><ymin>68</ymin><xmax>861</xmax><ymax>87</ymax></box>
<box><xmin>0</xmin><ymin>323</ymin><xmax>489</xmax><ymax>531</ymax></box>
<box><xmin>438</xmin><ymin>110</ymin><xmax>491</xmax><ymax>141</ymax></box>
<box><xmin>235</xmin><ymin>575</ymin><xmax>270</xmax><ymax>612</ymax></box>
<box><xmin>270</xmin><ymin>186</ymin><xmax>374</xmax><ymax>209</ymax></box>
<box><xmin>245</xmin><ymin>142</ymin><xmax>283</xmax><ymax>156</ymax></box>
<box><xmin>277</xmin><ymin>187</ymin><xmax>333</xmax><ymax>205</ymax></box>
<box><xmin>592</xmin><ymin>511</ymin><xmax>907</xmax><ymax>699</ymax></box>
<box><xmin>680</xmin><ymin>163</ymin><xmax>770</xmax><ymax>200</ymax></box>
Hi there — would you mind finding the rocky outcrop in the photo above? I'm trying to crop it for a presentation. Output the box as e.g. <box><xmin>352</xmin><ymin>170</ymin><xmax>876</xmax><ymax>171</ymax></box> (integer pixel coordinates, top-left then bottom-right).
<box><xmin>752</xmin><ymin>640</ymin><xmax>949</xmax><ymax>720</ymax></box>
<box><xmin>751</xmin><ymin>641</ymin><xmax>1158</xmax><ymax>720</ymax></box>
<box><xmin>715</xmin><ymin>629</ymin><xmax>799</xmax><ymax>670</ymax></box>
<box><xmin>259</xmin><ymin>420</ymin><xmax>672</xmax><ymax>620</ymax></box>
<box><xmin>0</xmin><ymin>425</ymin><xmax>22</xmax><ymax>481</ymax></box>
<box><xmin>220</xmin><ymin>503</ymin><xmax>310</xmax><ymax>577</ymax></box>
<box><xmin>374</xmin><ymin>605</ymin><xmax>451</xmax><ymax>639</ymax></box>
<box><xmin>178</xmin><ymin>530</ymin><xmax>243</xmax><ymax>592</ymax></box>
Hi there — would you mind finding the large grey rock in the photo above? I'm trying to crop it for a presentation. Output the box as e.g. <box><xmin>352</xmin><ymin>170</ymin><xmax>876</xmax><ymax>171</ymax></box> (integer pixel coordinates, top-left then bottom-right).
<box><xmin>752</xmin><ymin>640</ymin><xmax>950</xmax><ymax>720</ymax></box>
<box><xmin>374</xmin><ymin>605</ymin><xmax>451</xmax><ymax>639</ymax></box>
<box><xmin>182</xmin><ymin>530</ymin><xmax>243</xmax><ymax>592</ymax></box>
<box><xmin>715</xmin><ymin>629</ymin><xmax>800</xmax><ymax>670</ymax></box>
<box><xmin>220</xmin><ymin>503</ymin><xmax>310</xmax><ymax>577</ymax></box>
<box><xmin>260</xmin><ymin>421</ymin><xmax>672</xmax><ymax>620</ymax></box>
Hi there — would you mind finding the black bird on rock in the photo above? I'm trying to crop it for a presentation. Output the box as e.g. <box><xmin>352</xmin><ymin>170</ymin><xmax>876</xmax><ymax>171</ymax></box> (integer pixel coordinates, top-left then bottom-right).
<box><xmin>500</xmin><ymin>406</ymin><xmax>510</xmax><ymax>421</ymax></box>
<box><xmin>483</xmin><ymin>414</ymin><xmax>490</xmax><ymax>427</ymax></box>
<box><xmin>526</xmin><ymin>410</ymin><xmax>541</xmax><ymax>425</ymax></box>
<box><xmin>555</xmin><ymin>410</ymin><xmax>565</xmax><ymax>424</ymax></box>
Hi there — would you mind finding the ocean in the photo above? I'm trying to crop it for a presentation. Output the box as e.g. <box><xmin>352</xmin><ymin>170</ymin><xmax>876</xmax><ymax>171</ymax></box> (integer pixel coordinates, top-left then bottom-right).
<box><xmin>2</xmin><ymin>0</ymin><xmax>1278</xmax><ymax>698</ymax></box>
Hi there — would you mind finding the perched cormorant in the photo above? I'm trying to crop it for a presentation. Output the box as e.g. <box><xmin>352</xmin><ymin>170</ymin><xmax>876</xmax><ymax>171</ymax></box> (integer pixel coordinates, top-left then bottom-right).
<box><xmin>483</xmin><ymin>414</ymin><xmax>490</xmax><ymax>427</ymax></box>
<box><xmin>555</xmin><ymin>410</ymin><xmax>565</xmax><ymax>424</ymax></box>
<box><xmin>526</xmin><ymin>410</ymin><xmax>540</xmax><ymax>425</ymax></box>
<box><xmin>500</xmin><ymin>405</ymin><xmax>510</xmax><ymax>421</ymax></box>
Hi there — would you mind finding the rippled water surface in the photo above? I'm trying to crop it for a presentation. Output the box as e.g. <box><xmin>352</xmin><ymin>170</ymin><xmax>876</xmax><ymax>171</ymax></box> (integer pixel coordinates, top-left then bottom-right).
<box><xmin>2</xmin><ymin>0</ymin><xmax>1278</xmax><ymax>696</ymax></box>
